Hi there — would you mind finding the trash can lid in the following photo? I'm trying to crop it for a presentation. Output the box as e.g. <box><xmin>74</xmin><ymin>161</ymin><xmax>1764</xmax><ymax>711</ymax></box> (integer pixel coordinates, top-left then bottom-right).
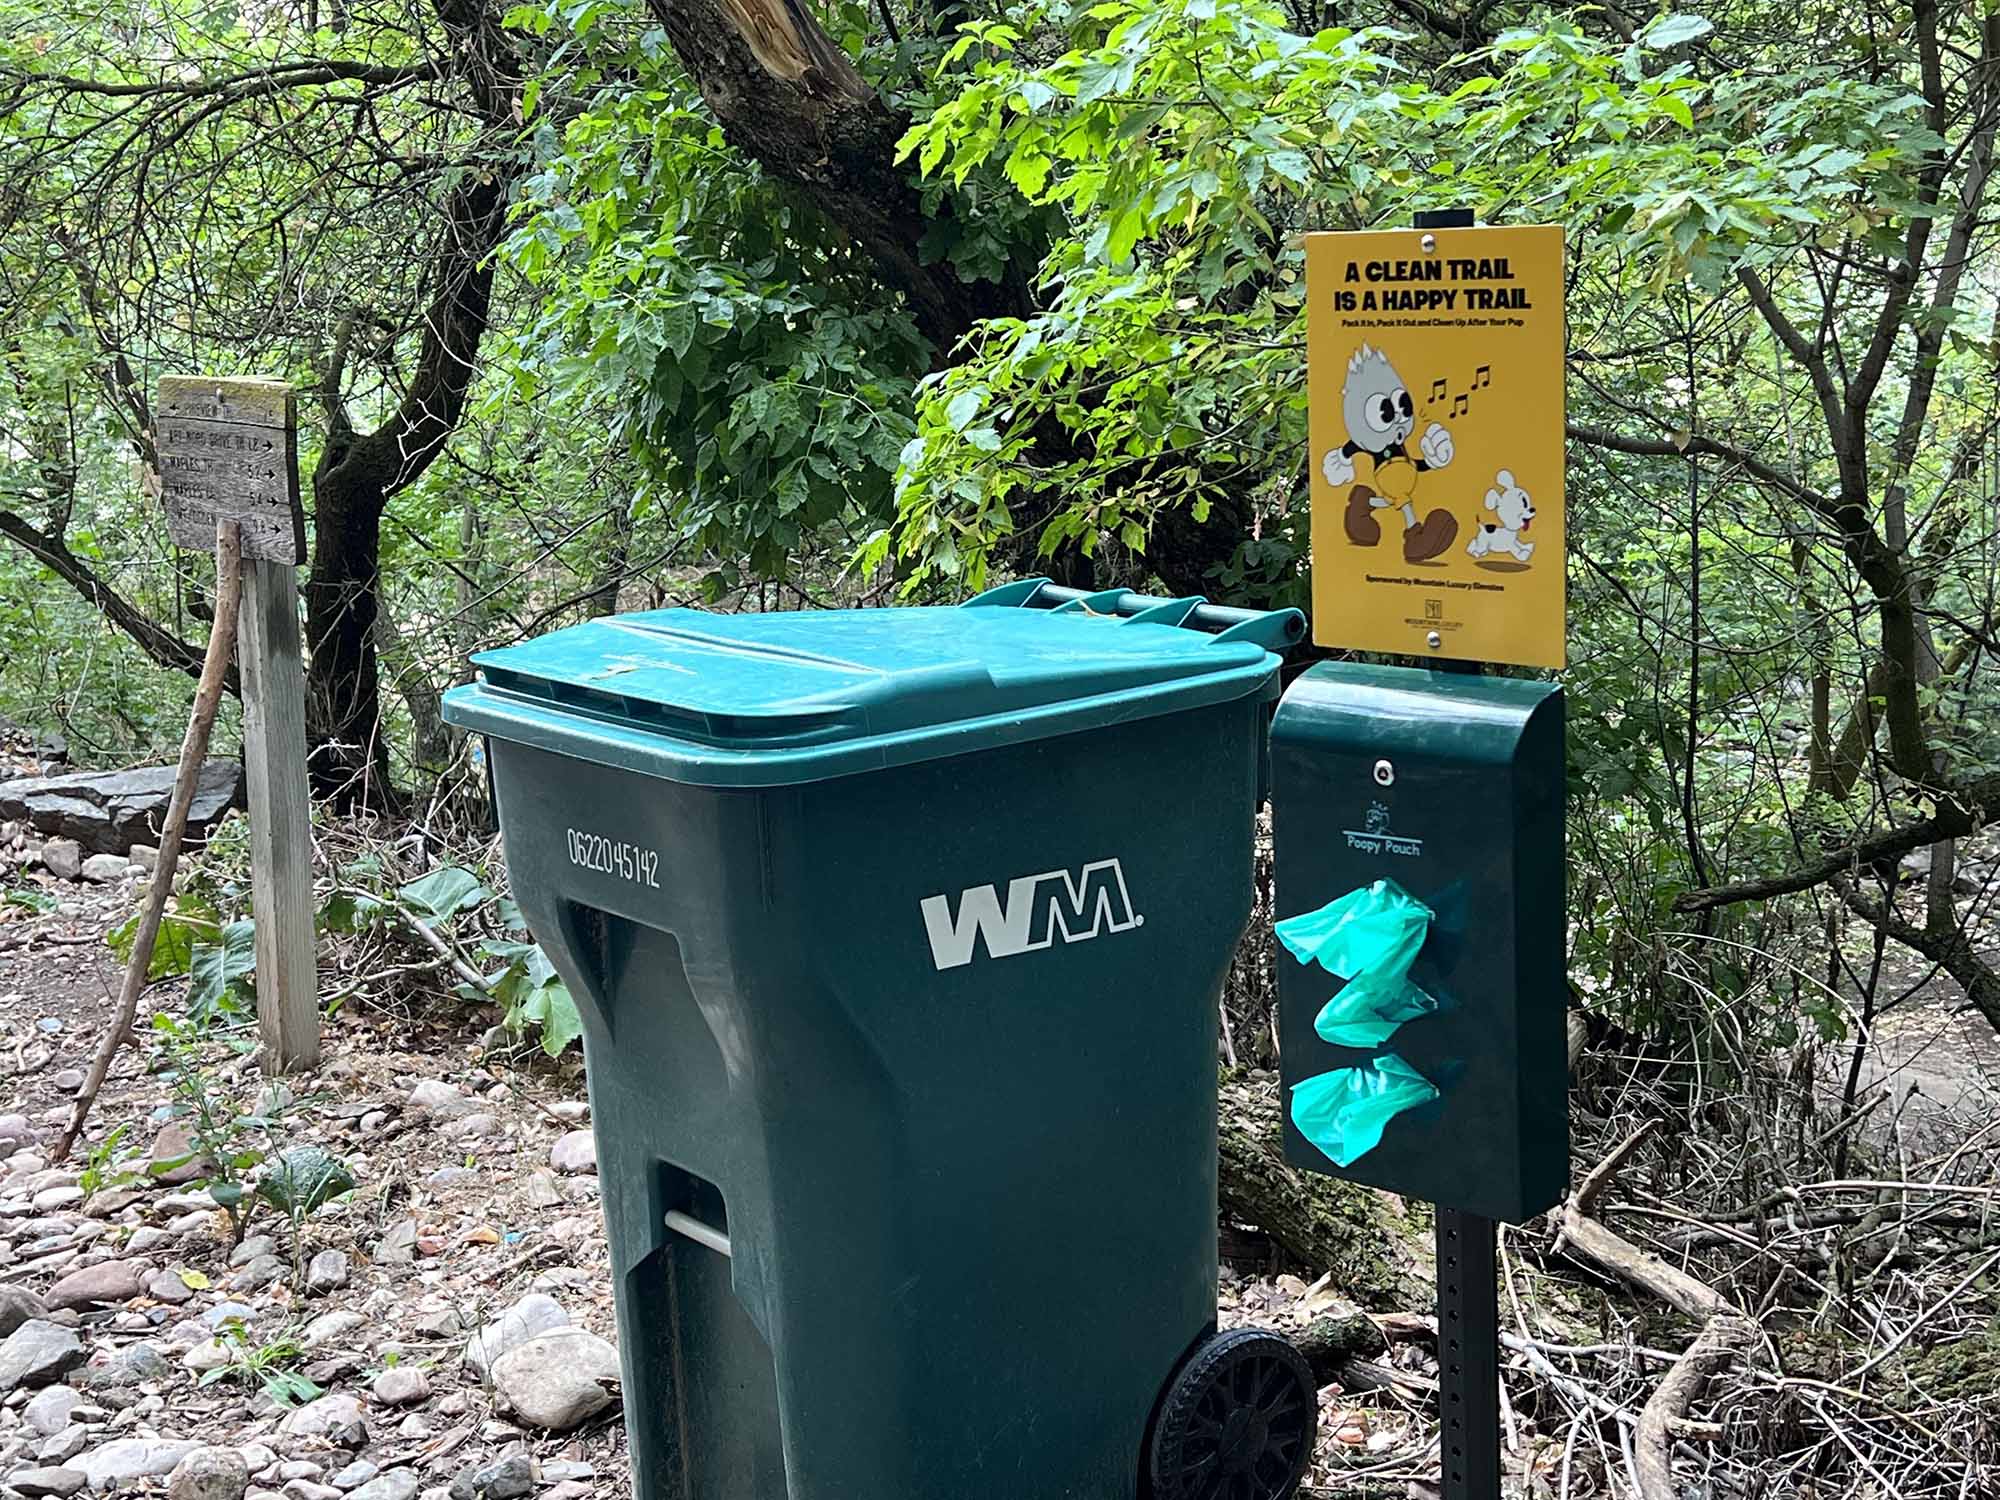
<box><xmin>442</xmin><ymin>582</ymin><xmax>1302</xmax><ymax>787</ymax></box>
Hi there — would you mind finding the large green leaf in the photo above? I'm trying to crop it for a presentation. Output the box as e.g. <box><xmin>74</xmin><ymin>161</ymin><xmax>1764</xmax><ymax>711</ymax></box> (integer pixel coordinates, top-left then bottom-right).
<box><xmin>397</xmin><ymin>865</ymin><xmax>490</xmax><ymax>920</ymax></box>
<box><xmin>256</xmin><ymin>1145</ymin><xmax>357</xmax><ymax>1216</ymax></box>
<box><xmin>107</xmin><ymin>899</ymin><xmax>216</xmax><ymax>982</ymax></box>
<box><xmin>187</xmin><ymin>919</ymin><xmax>257</xmax><ymax>1020</ymax></box>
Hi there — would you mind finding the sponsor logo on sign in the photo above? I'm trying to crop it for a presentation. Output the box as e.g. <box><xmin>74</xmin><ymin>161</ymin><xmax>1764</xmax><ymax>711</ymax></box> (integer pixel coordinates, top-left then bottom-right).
<box><xmin>921</xmin><ymin>859</ymin><xmax>1143</xmax><ymax>970</ymax></box>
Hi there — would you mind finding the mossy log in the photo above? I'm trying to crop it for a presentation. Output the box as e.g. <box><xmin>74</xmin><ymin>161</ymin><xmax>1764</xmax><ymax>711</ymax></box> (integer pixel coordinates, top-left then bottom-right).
<box><xmin>1216</xmin><ymin>1073</ymin><xmax>1433</xmax><ymax>1311</ymax></box>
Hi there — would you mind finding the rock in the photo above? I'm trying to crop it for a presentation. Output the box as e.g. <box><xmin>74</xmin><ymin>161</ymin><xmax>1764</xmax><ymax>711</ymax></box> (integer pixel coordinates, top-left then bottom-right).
<box><xmin>303</xmin><ymin>1252</ymin><xmax>349</xmax><ymax>1296</ymax></box>
<box><xmin>229</xmin><ymin>1254</ymin><xmax>285</xmax><ymax>1293</ymax></box>
<box><xmin>81</xmin><ymin>1343</ymin><xmax>170</xmax><ymax>1390</ymax></box>
<box><xmin>301</xmin><ymin>1311</ymin><xmax>365</xmax><ymax>1351</ymax></box>
<box><xmin>371</xmin><ymin>1222</ymin><xmax>417</xmax><ymax>1266</ymax></box>
<box><xmin>460</xmin><ymin>1294</ymin><xmax>568</xmax><ymax>1379</ymax></box>
<box><xmin>39</xmin><ymin>839</ymin><xmax>82</xmax><ymax>880</ymax></box>
<box><xmin>146</xmin><ymin>1270</ymin><xmax>195</xmax><ymax>1305</ymax></box>
<box><xmin>73</xmin><ymin>1439</ymin><xmax>202</xmax><ymax>1489</ymax></box>
<box><xmin>535</xmin><ymin>1463</ymin><xmax>591</xmax><ymax>1484</ymax></box>
<box><xmin>422</xmin><ymin>1168</ymin><xmax>476</xmax><ymax>1189</ymax></box>
<box><xmin>0</xmin><ymin>762</ymin><xmax>243</xmax><ymax>857</ymax></box>
<box><xmin>278</xmin><ymin>1393</ymin><xmax>366</xmax><ymax>1439</ymax></box>
<box><xmin>344</xmin><ymin>1473</ymin><xmax>419</xmax><ymax>1500</ymax></box>
<box><xmin>33</xmin><ymin>1183</ymin><xmax>83</xmax><ymax>1210</ymax></box>
<box><xmin>182</xmin><ymin>1339</ymin><xmax>235</xmax><ymax>1374</ymax></box>
<box><xmin>146</xmin><ymin>1125</ymin><xmax>210</xmax><ymax>1188</ymax></box>
<box><xmin>370</xmin><ymin>1366</ymin><xmax>429</xmax><ymax>1408</ymax></box>
<box><xmin>447</xmin><ymin>1455</ymin><xmax>533</xmax><ymax>1500</ymax></box>
<box><xmin>405</xmin><ymin>1082</ymin><xmax>471</xmax><ymax>1120</ymax></box>
<box><xmin>8</xmin><ymin>1466</ymin><xmax>86</xmax><ymax>1498</ymax></box>
<box><xmin>45</xmin><ymin>1260</ymin><xmax>143</xmax><ymax>1310</ymax></box>
<box><xmin>0</xmin><ymin>1285</ymin><xmax>48</xmax><ymax>1336</ymax></box>
<box><xmin>0</xmin><ymin>1113</ymin><xmax>36</xmax><ymax>1146</ymax></box>
<box><xmin>40</xmin><ymin>1428</ymin><xmax>90</xmax><ymax>1464</ymax></box>
<box><xmin>488</xmin><ymin>1328</ymin><xmax>619</xmax><ymax>1431</ymax></box>
<box><xmin>227</xmin><ymin>1236</ymin><xmax>276</xmax><ymax>1268</ymax></box>
<box><xmin>282</xmin><ymin>1483</ymin><xmax>342</xmax><ymax>1500</ymax></box>
<box><xmin>124</xmin><ymin>1228</ymin><xmax>169</xmax><ymax>1254</ymax></box>
<box><xmin>274</xmin><ymin>1465</ymin><xmax>322</xmax><ymax>1483</ymax></box>
<box><xmin>24</xmin><ymin>1385</ymin><xmax>82</xmax><ymax>1436</ymax></box>
<box><xmin>167</xmin><ymin>1447</ymin><xmax>250</xmax><ymax>1500</ymax></box>
<box><xmin>546</xmin><ymin>1132</ymin><xmax>595</xmax><ymax>1175</ymax></box>
<box><xmin>129</xmin><ymin>844</ymin><xmax>159</xmax><ymax>873</ymax></box>
<box><xmin>538</xmin><ymin>1484</ymin><xmax>590</xmax><ymax>1500</ymax></box>
<box><xmin>520</xmin><ymin>1173</ymin><xmax>563</xmax><ymax>1211</ymax></box>
<box><xmin>79</xmin><ymin>853</ymin><xmax>130</xmax><ymax>883</ymax></box>
<box><xmin>0</xmin><ymin>1319</ymin><xmax>84</xmax><ymax>1392</ymax></box>
<box><xmin>326</xmin><ymin>1463</ymin><xmax>375</xmax><ymax>1492</ymax></box>
<box><xmin>233</xmin><ymin>1447</ymin><xmax>274</xmax><ymax>1477</ymax></box>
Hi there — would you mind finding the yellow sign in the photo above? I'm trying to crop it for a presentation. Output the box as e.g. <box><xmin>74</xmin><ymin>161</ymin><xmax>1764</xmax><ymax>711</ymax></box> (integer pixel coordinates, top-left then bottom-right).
<box><xmin>1307</xmin><ymin>225</ymin><xmax>1565</xmax><ymax>668</ymax></box>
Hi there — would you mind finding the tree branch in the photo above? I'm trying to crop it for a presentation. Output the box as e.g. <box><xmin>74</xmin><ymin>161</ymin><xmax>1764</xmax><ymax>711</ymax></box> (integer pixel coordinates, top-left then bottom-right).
<box><xmin>1567</xmin><ymin>420</ymin><xmax>1836</xmax><ymax>513</ymax></box>
<box><xmin>1838</xmin><ymin>877</ymin><xmax>2000</xmax><ymax>1032</ymax></box>
<box><xmin>1674</xmin><ymin>771</ymin><xmax>2000</xmax><ymax>912</ymax></box>
<box><xmin>0</xmin><ymin>508</ymin><xmax>237</xmax><ymax>692</ymax></box>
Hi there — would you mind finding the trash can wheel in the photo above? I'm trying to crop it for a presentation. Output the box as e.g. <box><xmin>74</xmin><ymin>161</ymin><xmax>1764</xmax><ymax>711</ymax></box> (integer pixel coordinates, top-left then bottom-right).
<box><xmin>1144</xmin><ymin>1327</ymin><xmax>1318</xmax><ymax>1500</ymax></box>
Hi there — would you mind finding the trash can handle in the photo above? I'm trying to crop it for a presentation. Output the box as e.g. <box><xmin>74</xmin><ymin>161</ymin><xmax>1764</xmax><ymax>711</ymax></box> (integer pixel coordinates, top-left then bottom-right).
<box><xmin>664</xmin><ymin>1209</ymin><xmax>732</xmax><ymax>1258</ymax></box>
<box><xmin>963</xmin><ymin>578</ymin><xmax>1305</xmax><ymax>652</ymax></box>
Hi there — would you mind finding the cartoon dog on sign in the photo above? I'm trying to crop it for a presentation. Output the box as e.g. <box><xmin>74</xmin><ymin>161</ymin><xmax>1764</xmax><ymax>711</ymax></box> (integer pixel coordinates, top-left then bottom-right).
<box><xmin>1466</xmin><ymin>470</ymin><xmax>1536</xmax><ymax>563</ymax></box>
<box><xmin>1321</xmin><ymin>345</ymin><xmax>1460</xmax><ymax>563</ymax></box>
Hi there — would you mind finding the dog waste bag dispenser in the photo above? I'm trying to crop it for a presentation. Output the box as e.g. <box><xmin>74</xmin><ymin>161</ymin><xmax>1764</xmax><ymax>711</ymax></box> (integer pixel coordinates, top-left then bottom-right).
<box><xmin>441</xmin><ymin>583</ymin><xmax>1328</xmax><ymax>1500</ymax></box>
<box><xmin>1270</xmin><ymin>662</ymin><xmax>1567</xmax><ymax>1222</ymax></box>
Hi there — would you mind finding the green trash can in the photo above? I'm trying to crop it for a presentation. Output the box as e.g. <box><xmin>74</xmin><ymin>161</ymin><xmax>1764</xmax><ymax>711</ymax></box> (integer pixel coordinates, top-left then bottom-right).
<box><xmin>442</xmin><ymin>580</ymin><xmax>1318</xmax><ymax>1500</ymax></box>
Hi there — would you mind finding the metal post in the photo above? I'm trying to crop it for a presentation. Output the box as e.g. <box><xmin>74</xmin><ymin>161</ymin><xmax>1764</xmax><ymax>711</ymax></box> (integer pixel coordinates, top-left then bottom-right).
<box><xmin>1435</xmin><ymin>1207</ymin><xmax>1501</xmax><ymax>1499</ymax></box>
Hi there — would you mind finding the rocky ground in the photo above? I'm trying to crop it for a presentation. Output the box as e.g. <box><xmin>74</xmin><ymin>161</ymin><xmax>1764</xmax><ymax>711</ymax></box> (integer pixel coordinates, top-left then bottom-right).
<box><xmin>3</xmin><ymin>722</ymin><xmax>1995</xmax><ymax>1499</ymax></box>
<box><xmin>0</xmin><ymin>856</ymin><xmax>632</xmax><ymax>1500</ymax></box>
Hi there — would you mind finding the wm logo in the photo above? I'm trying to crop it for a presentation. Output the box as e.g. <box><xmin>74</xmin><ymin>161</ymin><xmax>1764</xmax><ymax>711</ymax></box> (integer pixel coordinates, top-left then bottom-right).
<box><xmin>920</xmin><ymin>860</ymin><xmax>1144</xmax><ymax>970</ymax></box>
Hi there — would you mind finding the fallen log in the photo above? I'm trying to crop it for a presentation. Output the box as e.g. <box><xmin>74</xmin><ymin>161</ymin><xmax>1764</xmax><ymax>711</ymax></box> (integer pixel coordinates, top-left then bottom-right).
<box><xmin>1217</xmin><ymin>1072</ymin><xmax>1432</xmax><ymax>1311</ymax></box>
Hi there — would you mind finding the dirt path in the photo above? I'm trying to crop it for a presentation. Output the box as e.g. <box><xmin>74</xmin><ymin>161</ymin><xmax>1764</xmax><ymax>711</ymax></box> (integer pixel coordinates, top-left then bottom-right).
<box><xmin>0</xmin><ymin>874</ymin><xmax>633</xmax><ymax>1500</ymax></box>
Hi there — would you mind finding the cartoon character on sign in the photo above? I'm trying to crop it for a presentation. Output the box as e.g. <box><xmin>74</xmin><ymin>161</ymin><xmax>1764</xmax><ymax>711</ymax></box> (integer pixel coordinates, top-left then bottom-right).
<box><xmin>1466</xmin><ymin>469</ymin><xmax>1536</xmax><ymax>564</ymax></box>
<box><xmin>1321</xmin><ymin>345</ymin><xmax>1459</xmax><ymax>563</ymax></box>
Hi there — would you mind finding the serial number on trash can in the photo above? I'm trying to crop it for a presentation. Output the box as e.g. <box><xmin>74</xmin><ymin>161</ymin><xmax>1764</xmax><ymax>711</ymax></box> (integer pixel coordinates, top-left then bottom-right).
<box><xmin>566</xmin><ymin>828</ymin><xmax>661</xmax><ymax>888</ymax></box>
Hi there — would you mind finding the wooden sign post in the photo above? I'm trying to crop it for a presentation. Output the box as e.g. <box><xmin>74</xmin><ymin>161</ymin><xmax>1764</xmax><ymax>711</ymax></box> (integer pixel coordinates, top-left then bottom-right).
<box><xmin>159</xmin><ymin>376</ymin><xmax>320</xmax><ymax>1073</ymax></box>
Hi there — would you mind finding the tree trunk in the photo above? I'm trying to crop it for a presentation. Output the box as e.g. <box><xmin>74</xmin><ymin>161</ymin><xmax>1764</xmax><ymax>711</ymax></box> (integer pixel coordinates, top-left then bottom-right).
<box><xmin>304</xmin><ymin>462</ymin><xmax>392</xmax><ymax>805</ymax></box>
<box><xmin>305</xmin><ymin>139</ymin><xmax>514</xmax><ymax>806</ymax></box>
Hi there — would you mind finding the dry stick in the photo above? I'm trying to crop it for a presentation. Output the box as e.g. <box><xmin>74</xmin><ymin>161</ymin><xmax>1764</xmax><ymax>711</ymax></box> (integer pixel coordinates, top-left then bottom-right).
<box><xmin>54</xmin><ymin>520</ymin><xmax>244</xmax><ymax>1163</ymax></box>
<box><xmin>1555</xmin><ymin>1122</ymin><xmax>1762</xmax><ymax>1500</ymax></box>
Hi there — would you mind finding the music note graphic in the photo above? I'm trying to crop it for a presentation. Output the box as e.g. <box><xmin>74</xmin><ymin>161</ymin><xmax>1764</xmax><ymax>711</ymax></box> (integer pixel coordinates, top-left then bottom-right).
<box><xmin>1474</xmin><ymin>365</ymin><xmax>1491</xmax><ymax>389</ymax></box>
<box><xmin>1451</xmin><ymin>393</ymin><xmax>1469</xmax><ymax>417</ymax></box>
<box><xmin>1430</xmin><ymin>378</ymin><xmax>1448</xmax><ymax>404</ymax></box>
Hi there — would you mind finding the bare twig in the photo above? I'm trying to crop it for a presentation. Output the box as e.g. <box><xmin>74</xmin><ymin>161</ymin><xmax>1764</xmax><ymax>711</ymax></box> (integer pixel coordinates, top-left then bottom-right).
<box><xmin>54</xmin><ymin>520</ymin><xmax>243</xmax><ymax>1162</ymax></box>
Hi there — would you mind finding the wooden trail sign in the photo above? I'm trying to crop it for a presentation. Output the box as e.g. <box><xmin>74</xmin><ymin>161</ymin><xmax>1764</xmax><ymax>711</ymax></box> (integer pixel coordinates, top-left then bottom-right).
<box><xmin>1306</xmin><ymin>224</ymin><xmax>1566</xmax><ymax>669</ymax></box>
<box><xmin>159</xmin><ymin>376</ymin><xmax>305</xmax><ymax>565</ymax></box>
<box><xmin>157</xmin><ymin>376</ymin><xmax>320</xmax><ymax>1072</ymax></box>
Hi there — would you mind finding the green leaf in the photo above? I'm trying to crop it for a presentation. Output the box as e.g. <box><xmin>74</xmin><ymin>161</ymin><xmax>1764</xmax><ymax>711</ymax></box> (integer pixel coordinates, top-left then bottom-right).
<box><xmin>1642</xmin><ymin>13</ymin><xmax>1714</xmax><ymax>48</ymax></box>
<box><xmin>525</xmin><ymin>979</ymin><xmax>585</xmax><ymax>1058</ymax></box>
<box><xmin>397</xmin><ymin>866</ymin><xmax>489</xmax><ymax>920</ymax></box>
<box><xmin>107</xmin><ymin>903</ymin><xmax>206</xmax><ymax>981</ymax></box>
<box><xmin>945</xmin><ymin>388</ymin><xmax>984</xmax><ymax>433</ymax></box>
<box><xmin>318</xmin><ymin>890</ymin><xmax>387</xmax><ymax>934</ymax></box>
<box><xmin>188</xmin><ymin>920</ymin><xmax>257</xmax><ymax>1021</ymax></box>
<box><xmin>256</xmin><ymin>1146</ymin><xmax>357</xmax><ymax>1216</ymax></box>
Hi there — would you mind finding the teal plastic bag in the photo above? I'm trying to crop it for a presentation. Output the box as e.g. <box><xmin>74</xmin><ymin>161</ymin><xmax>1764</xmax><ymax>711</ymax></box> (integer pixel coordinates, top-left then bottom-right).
<box><xmin>1313</xmin><ymin>972</ymin><xmax>1439</xmax><ymax>1048</ymax></box>
<box><xmin>1290</xmin><ymin>1054</ymin><xmax>1440</xmax><ymax>1168</ymax></box>
<box><xmin>1280</xmin><ymin>879</ymin><xmax>1438</xmax><ymax>1046</ymax></box>
<box><xmin>1276</xmin><ymin>879</ymin><xmax>1433</xmax><ymax>981</ymax></box>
